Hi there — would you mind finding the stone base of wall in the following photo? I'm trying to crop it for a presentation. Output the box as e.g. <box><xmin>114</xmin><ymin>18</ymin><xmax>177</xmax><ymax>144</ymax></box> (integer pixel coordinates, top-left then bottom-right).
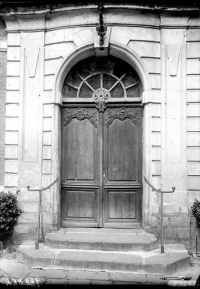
<box><xmin>13</xmin><ymin>221</ymin><xmax>60</xmax><ymax>246</ymax></box>
<box><xmin>145</xmin><ymin>216</ymin><xmax>200</xmax><ymax>252</ymax></box>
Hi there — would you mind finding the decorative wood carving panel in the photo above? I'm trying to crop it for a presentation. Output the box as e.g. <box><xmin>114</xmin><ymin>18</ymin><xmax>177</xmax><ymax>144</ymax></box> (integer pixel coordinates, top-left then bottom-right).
<box><xmin>63</xmin><ymin>108</ymin><xmax>98</xmax><ymax>127</ymax></box>
<box><xmin>105</xmin><ymin>107</ymin><xmax>141</xmax><ymax>126</ymax></box>
<box><xmin>94</xmin><ymin>88</ymin><xmax>110</xmax><ymax>112</ymax></box>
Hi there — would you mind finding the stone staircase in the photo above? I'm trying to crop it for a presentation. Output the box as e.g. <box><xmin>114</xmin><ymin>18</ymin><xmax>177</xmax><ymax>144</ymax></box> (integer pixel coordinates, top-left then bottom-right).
<box><xmin>17</xmin><ymin>228</ymin><xmax>190</xmax><ymax>277</ymax></box>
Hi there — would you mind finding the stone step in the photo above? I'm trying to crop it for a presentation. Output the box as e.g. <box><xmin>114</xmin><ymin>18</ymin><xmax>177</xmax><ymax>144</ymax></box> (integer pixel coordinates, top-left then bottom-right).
<box><xmin>45</xmin><ymin>228</ymin><xmax>158</xmax><ymax>251</ymax></box>
<box><xmin>17</xmin><ymin>243</ymin><xmax>190</xmax><ymax>275</ymax></box>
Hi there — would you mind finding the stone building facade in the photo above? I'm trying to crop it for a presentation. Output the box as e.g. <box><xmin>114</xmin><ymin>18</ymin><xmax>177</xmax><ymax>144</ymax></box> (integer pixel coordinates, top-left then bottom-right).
<box><xmin>0</xmin><ymin>2</ymin><xmax>199</xmax><ymax>250</ymax></box>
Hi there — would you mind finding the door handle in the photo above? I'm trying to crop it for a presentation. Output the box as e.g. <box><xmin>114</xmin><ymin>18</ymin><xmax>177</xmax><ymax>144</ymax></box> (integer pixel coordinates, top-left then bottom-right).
<box><xmin>103</xmin><ymin>169</ymin><xmax>107</xmax><ymax>182</ymax></box>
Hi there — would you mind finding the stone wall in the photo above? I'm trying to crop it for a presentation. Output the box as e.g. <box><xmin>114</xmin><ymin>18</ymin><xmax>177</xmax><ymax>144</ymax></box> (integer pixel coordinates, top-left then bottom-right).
<box><xmin>0</xmin><ymin>6</ymin><xmax>199</xmax><ymax>250</ymax></box>
<box><xmin>0</xmin><ymin>19</ymin><xmax>7</xmax><ymax>190</ymax></box>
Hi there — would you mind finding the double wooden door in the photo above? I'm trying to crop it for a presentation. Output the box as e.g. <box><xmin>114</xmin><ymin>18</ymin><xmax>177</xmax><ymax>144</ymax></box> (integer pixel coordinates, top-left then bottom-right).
<box><xmin>61</xmin><ymin>105</ymin><xmax>142</xmax><ymax>228</ymax></box>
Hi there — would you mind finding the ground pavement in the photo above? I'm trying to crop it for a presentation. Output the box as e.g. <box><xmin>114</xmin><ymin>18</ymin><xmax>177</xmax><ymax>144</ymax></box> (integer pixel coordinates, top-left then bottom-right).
<box><xmin>0</xmin><ymin>248</ymin><xmax>199</xmax><ymax>287</ymax></box>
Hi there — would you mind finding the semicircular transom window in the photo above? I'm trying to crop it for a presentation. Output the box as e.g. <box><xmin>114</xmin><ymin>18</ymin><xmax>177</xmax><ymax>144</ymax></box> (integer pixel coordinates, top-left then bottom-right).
<box><xmin>62</xmin><ymin>56</ymin><xmax>142</xmax><ymax>101</ymax></box>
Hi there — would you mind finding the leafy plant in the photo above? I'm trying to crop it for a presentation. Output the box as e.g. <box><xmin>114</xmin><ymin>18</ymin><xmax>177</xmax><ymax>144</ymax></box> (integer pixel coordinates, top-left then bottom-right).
<box><xmin>0</xmin><ymin>191</ymin><xmax>22</xmax><ymax>236</ymax></box>
<box><xmin>191</xmin><ymin>198</ymin><xmax>200</xmax><ymax>225</ymax></box>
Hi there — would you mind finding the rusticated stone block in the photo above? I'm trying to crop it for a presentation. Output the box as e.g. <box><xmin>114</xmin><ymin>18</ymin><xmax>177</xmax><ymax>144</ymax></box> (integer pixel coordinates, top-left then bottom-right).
<box><xmin>43</xmin><ymin>117</ymin><xmax>52</xmax><ymax>131</ymax></box>
<box><xmin>163</xmin><ymin>217</ymin><xmax>190</xmax><ymax>228</ymax></box>
<box><xmin>7</xmin><ymin>62</ymin><xmax>20</xmax><ymax>76</ymax></box>
<box><xmin>187</xmin><ymin>90</ymin><xmax>200</xmax><ymax>103</ymax></box>
<box><xmin>4</xmin><ymin>173</ymin><xmax>18</xmax><ymax>187</ymax></box>
<box><xmin>14</xmin><ymin>224</ymin><xmax>36</xmax><ymax>235</ymax></box>
<box><xmin>7</xmin><ymin>47</ymin><xmax>20</xmax><ymax>61</ymax></box>
<box><xmin>163</xmin><ymin>227</ymin><xmax>179</xmax><ymax>240</ymax></box>
<box><xmin>18</xmin><ymin>212</ymin><xmax>36</xmax><ymax>224</ymax></box>
<box><xmin>177</xmin><ymin>228</ymin><xmax>190</xmax><ymax>240</ymax></box>
<box><xmin>5</xmin><ymin>131</ymin><xmax>18</xmax><ymax>144</ymax></box>
<box><xmin>152</xmin><ymin>147</ymin><xmax>161</xmax><ymax>161</ymax></box>
<box><xmin>42</xmin><ymin>190</ymin><xmax>51</xmax><ymax>204</ymax></box>
<box><xmin>19</xmin><ymin>202</ymin><xmax>38</xmax><ymax>213</ymax></box>
<box><xmin>43</xmin><ymin>213</ymin><xmax>52</xmax><ymax>224</ymax></box>
<box><xmin>7</xmin><ymin>33</ymin><xmax>20</xmax><ymax>46</ymax></box>
<box><xmin>43</xmin><ymin>132</ymin><xmax>51</xmax><ymax>145</ymax></box>
<box><xmin>6</xmin><ymin>76</ymin><xmax>20</xmax><ymax>90</ymax></box>
<box><xmin>5</xmin><ymin>145</ymin><xmax>18</xmax><ymax>159</ymax></box>
<box><xmin>5</xmin><ymin>160</ymin><xmax>18</xmax><ymax>173</ymax></box>
<box><xmin>43</xmin><ymin>146</ymin><xmax>51</xmax><ymax>160</ymax></box>
<box><xmin>13</xmin><ymin>224</ymin><xmax>37</xmax><ymax>244</ymax></box>
<box><xmin>17</xmin><ymin>190</ymin><xmax>39</xmax><ymax>202</ymax></box>
<box><xmin>42</xmin><ymin>175</ymin><xmax>51</xmax><ymax>188</ymax></box>
<box><xmin>6</xmin><ymin>104</ymin><xmax>19</xmax><ymax>117</ymax></box>
<box><xmin>187</xmin><ymin>118</ymin><xmax>200</xmax><ymax>132</ymax></box>
<box><xmin>6</xmin><ymin>117</ymin><xmax>19</xmax><ymax>131</ymax></box>
<box><xmin>163</xmin><ymin>204</ymin><xmax>188</xmax><ymax>216</ymax></box>
<box><xmin>187</xmin><ymin>132</ymin><xmax>200</xmax><ymax>147</ymax></box>
<box><xmin>42</xmin><ymin>161</ymin><xmax>51</xmax><ymax>174</ymax></box>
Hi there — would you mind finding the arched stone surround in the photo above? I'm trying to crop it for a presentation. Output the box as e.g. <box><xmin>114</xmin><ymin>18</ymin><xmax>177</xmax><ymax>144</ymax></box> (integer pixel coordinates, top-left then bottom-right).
<box><xmin>51</xmin><ymin>42</ymin><xmax>152</xmax><ymax>231</ymax></box>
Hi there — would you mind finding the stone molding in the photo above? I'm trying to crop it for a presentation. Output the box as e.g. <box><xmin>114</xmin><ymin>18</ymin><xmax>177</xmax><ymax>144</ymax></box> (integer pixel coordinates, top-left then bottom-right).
<box><xmin>1</xmin><ymin>7</ymin><xmax>199</xmax><ymax>33</ymax></box>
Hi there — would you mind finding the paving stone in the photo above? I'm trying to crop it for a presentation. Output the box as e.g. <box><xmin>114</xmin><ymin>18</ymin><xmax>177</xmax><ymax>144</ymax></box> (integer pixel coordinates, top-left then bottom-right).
<box><xmin>18</xmin><ymin>247</ymin><xmax>55</xmax><ymax>267</ymax></box>
<box><xmin>0</xmin><ymin>277</ymin><xmax>10</xmax><ymax>284</ymax></box>
<box><xmin>146</xmin><ymin>274</ymin><xmax>167</xmax><ymax>285</ymax></box>
<box><xmin>168</xmin><ymin>280</ymin><xmax>196</xmax><ymax>286</ymax></box>
<box><xmin>28</xmin><ymin>268</ymin><xmax>67</xmax><ymax>279</ymax></box>
<box><xmin>67</xmin><ymin>270</ymin><xmax>109</xmax><ymax>280</ymax></box>
<box><xmin>109</xmin><ymin>271</ymin><xmax>147</xmax><ymax>282</ymax></box>
<box><xmin>91</xmin><ymin>280</ymin><xmax>113</xmax><ymax>285</ymax></box>
<box><xmin>0</xmin><ymin>259</ymin><xmax>30</xmax><ymax>279</ymax></box>
<box><xmin>45</xmin><ymin>278</ymin><xmax>67</xmax><ymax>285</ymax></box>
<box><xmin>67</xmin><ymin>279</ymin><xmax>91</xmax><ymax>284</ymax></box>
<box><xmin>113</xmin><ymin>281</ymin><xmax>131</xmax><ymax>285</ymax></box>
<box><xmin>36</xmin><ymin>277</ymin><xmax>46</xmax><ymax>285</ymax></box>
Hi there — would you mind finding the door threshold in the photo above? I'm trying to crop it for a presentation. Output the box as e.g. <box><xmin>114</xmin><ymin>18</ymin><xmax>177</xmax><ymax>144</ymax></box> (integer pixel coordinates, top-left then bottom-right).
<box><xmin>59</xmin><ymin>228</ymin><xmax>144</xmax><ymax>234</ymax></box>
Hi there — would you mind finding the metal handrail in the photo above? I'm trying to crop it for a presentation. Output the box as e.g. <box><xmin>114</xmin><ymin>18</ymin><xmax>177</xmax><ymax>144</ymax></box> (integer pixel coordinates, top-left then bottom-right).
<box><xmin>143</xmin><ymin>175</ymin><xmax>175</xmax><ymax>253</ymax></box>
<box><xmin>27</xmin><ymin>175</ymin><xmax>59</xmax><ymax>249</ymax></box>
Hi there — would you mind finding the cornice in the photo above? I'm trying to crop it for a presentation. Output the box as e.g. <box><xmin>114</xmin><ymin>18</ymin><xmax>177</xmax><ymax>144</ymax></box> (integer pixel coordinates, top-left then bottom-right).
<box><xmin>1</xmin><ymin>5</ymin><xmax>200</xmax><ymax>32</ymax></box>
<box><xmin>0</xmin><ymin>4</ymin><xmax>199</xmax><ymax>16</ymax></box>
<box><xmin>4</xmin><ymin>23</ymin><xmax>200</xmax><ymax>34</ymax></box>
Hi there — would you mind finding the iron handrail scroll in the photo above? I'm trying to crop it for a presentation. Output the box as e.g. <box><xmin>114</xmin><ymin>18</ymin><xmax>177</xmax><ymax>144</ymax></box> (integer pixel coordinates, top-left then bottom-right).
<box><xmin>143</xmin><ymin>175</ymin><xmax>175</xmax><ymax>194</ymax></box>
<box><xmin>27</xmin><ymin>175</ymin><xmax>59</xmax><ymax>249</ymax></box>
<box><xmin>143</xmin><ymin>175</ymin><xmax>175</xmax><ymax>254</ymax></box>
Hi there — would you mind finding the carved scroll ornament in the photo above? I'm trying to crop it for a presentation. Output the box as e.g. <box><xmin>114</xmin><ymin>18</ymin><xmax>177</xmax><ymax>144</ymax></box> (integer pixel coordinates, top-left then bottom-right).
<box><xmin>96</xmin><ymin>4</ymin><xmax>107</xmax><ymax>50</ymax></box>
<box><xmin>105</xmin><ymin>107</ymin><xmax>141</xmax><ymax>126</ymax></box>
<box><xmin>63</xmin><ymin>108</ymin><xmax>98</xmax><ymax>127</ymax></box>
<box><xmin>94</xmin><ymin>88</ymin><xmax>110</xmax><ymax>112</ymax></box>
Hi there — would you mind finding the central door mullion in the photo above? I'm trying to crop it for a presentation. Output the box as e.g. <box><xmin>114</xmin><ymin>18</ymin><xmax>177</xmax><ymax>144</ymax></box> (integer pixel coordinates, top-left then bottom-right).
<box><xmin>98</xmin><ymin>111</ymin><xmax>104</xmax><ymax>227</ymax></box>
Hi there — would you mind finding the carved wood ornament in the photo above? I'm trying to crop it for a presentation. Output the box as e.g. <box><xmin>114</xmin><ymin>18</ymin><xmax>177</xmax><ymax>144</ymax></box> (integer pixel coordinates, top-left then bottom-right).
<box><xmin>94</xmin><ymin>88</ymin><xmax>110</xmax><ymax>112</ymax></box>
<box><xmin>105</xmin><ymin>107</ymin><xmax>141</xmax><ymax>126</ymax></box>
<box><xmin>63</xmin><ymin>108</ymin><xmax>98</xmax><ymax>127</ymax></box>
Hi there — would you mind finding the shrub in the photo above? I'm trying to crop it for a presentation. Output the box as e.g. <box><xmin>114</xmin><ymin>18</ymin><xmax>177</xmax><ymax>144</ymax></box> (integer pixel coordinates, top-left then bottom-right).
<box><xmin>0</xmin><ymin>191</ymin><xmax>22</xmax><ymax>236</ymax></box>
<box><xmin>191</xmin><ymin>198</ymin><xmax>200</xmax><ymax>226</ymax></box>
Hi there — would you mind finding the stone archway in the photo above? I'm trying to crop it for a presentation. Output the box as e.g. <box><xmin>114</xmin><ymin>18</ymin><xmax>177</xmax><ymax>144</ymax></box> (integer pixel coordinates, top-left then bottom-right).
<box><xmin>52</xmin><ymin>43</ymin><xmax>151</xmax><ymax>230</ymax></box>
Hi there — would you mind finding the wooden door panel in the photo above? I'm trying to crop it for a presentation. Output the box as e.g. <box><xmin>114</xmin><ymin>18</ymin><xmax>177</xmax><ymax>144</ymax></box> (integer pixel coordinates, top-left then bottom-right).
<box><xmin>108</xmin><ymin>191</ymin><xmax>136</xmax><ymax>219</ymax></box>
<box><xmin>62</xmin><ymin>118</ymin><xmax>96</xmax><ymax>182</ymax></box>
<box><xmin>107</xmin><ymin>119</ymin><xmax>138</xmax><ymax>182</ymax></box>
<box><xmin>61</xmin><ymin>107</ymin><xmax>99</xmax><ymax>227</ymax></box>
<box><xmin>104</xmin><ymin>189</ymin><xmax>141</xmax><ymax>228</ymax></box>
<box><xmin>62</xmin><ymin>188</ymin><xmax>98</xmax><ymax>226</ymax></box>
<box><xmin>103</xmin><ymin>107</ymin><xmax>142</xmax><ymax>227</ymax></box>
<box><xmin>62</xmin><ymin>107</ymin><xmax>98</xmax><ymax>185</ymax></box>
<box><xmin>63</xmin><ymin>189</ymin><xmax>97</xmax><ymax>218</ymax></box>
<box><xmin>61</xmin><ymin>106</ymin><xmax>142</xmax><ymax>228</ymax></box>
